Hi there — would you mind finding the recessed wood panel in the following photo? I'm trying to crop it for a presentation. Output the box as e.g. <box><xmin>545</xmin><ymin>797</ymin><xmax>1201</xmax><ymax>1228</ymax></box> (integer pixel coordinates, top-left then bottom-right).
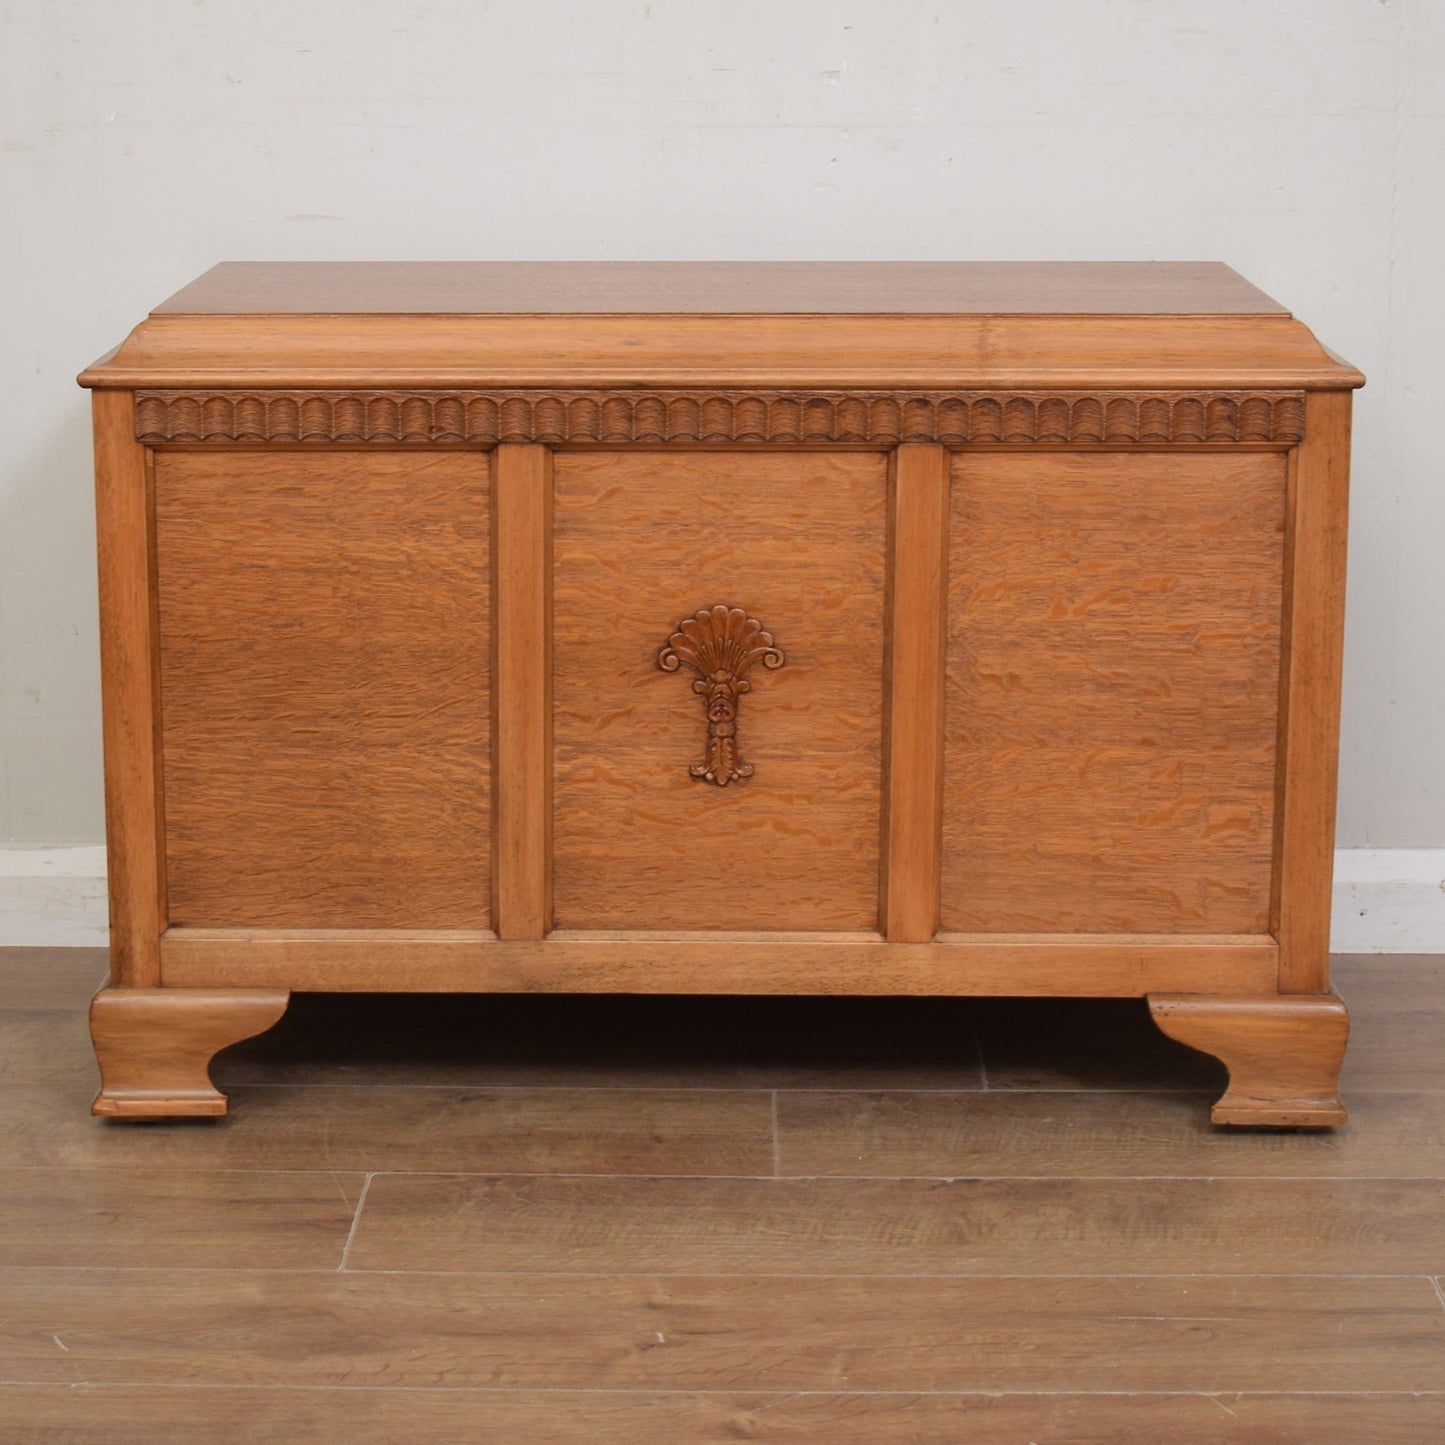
<box><xmin>154</xmin><ymin>452</ymin><xmax>490</xmax><ymax>928</ymax></box>
<box><xmin>941</xmin><ymin>451</ymin><xmax>1285</xmax><ymax>934</ymax></box>
<box><xmin>552</xmin><ymin>451</ymin><xmax>887</xmax><ymax>931</ymax></box>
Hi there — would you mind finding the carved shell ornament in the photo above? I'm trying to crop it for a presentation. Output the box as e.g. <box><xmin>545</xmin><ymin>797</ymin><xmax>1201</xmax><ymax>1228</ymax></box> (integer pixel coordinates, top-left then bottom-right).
<box><xmin>658</xmin><ymin>606</ymin><xmax>785</xmax><ymax>786</ymax></box>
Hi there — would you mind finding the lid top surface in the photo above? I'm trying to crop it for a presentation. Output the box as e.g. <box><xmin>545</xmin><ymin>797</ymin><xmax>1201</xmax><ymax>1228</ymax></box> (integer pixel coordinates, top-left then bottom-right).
<box><xmin>151</xmin><ymin>261</ymin><xmax>1291</xmax><ymax>318</ymax></box>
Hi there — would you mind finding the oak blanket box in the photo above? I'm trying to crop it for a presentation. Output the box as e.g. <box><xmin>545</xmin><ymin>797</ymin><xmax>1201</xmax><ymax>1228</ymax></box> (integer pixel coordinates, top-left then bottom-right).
<box><xmin>78</xmin><ymin>261</ymin><xmax>1363</xmax><ymax>1126</ymax></box>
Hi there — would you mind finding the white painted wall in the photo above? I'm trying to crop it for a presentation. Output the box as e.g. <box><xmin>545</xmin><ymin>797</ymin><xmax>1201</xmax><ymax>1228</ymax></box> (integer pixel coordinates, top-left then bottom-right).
<box><xmin>1</xmin><ymin>0</ymin><xmax>1440</xmax><ymax>848</ymax></box>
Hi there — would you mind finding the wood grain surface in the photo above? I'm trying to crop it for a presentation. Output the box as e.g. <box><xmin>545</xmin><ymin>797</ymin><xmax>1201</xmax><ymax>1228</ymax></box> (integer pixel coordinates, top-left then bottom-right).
<box><xmin>24</xmin><ymin>1068</ymin><xmax>1445</xmax><ymax>1179</ymax></box>
<box><xmin>941</xmin><ymin>450</ymin><xmax>1285</xmax><ymax>933</ymax></box>
<box><xmin>0</xmin><ymin>946</ymin><xmax>107</xmax><ymax>1010</ymax></box>
<box><xmin>84</xmin><ymin>266</ymin><xmax>1361</xmax><ymax>1132</ymax></box>
<box><xmin>552</xmin><ymin>451</ymin><xmax>887</xmax><ymax>931</ymax></box>
<box><xmin>81</xmin><ymin>313</ymin><xmax>1363</xmax><ymax>392</ymax></box>
<box><xmin>132</xmin><ymin>387</ymin><xmax>1310</xmax><ymax>447</ymax></box>
<box><xmin>1340</xmin><ymin>955</ymin><xmax>1445</xmax><ymax>1093</ymax></box>
<box><xmin>5</xmin><ymin>1268</ymin><xmax>1441</xmax><ymax>1392</ymax></box>
<box><xmin>880</xmin><ymin>444</ymin><xmax>950</xmax><ymax>941</ymax></box>
<box><xmin>90</xmin><ymin>987</ymin><xmax>289</xmax><ymax>1117</ymax></box>
<box><xmin>148</xmin><ymin>261</ymin><xmax>1291</xmax><ymax>317</ymax></box>
<box><xmin>493</xmin><ymin>444</ymin><xmax>553</xmax><ymax>938</ymax></box>
<box><xmin>91</xmin><ymin>390</ymin><xmax>164</xmax><ymax>985</ymax></box>
<box><xmin>1276</xmin><ymin>390</ymin><xmax>1354</xmax><ymax>991</ymax></box>
<box><xmin>3</xmin><ymin>948</ymin><xmax>1443</xmax><ymax>1439</ymax></box>
<box><xmin>1150</xmin><ymin>992</ymin><xmax>1349</xmax><ymax>1125</ymax></box>
<box><xmin>775</xmin><ymin>1087</ymin><xmax>1445</xmax><ymax>1179</ymax></box>
<box><xmin>155</xmin><ymin>927</ymin><xmax>1278</xmax><ymax>996</ymax></box>
<box><xmin>0</xmin><ymin>1168</ymin><xmax>362</xmax><ymax>1269</ymax></box>
<box><xmin>154</xmin><ymin>451</ymin><xmax>491</xmax><ymax>929</ymax></box>
<box><xmin>2</xmin><ymin>1386</ymin><xmax>1440</xmax><ymax>1445</ymax></box>
<box><xmin>347</xmin><ymin>1172</ymin><xmax>1445</xmax><ymax>1277</ymax></box>
<box><xmin>2</xmin><ymin>1074</ymin><xmax>776</xmax><ymax>1178</ymax></box>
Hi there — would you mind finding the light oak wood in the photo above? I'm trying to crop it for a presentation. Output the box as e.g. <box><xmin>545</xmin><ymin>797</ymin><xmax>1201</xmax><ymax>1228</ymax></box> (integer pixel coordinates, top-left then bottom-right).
<box><xmin>941</xmin><ymin>450</ymin><xmax>1285</xmax><ymax>934</ymax></box>
<box><xmin>92</xmin><ymin>390</ymin><xmax>164</xmax><ymax>986</ymax></box>
<box><xmin>78</xmin><ymin>263</ymin><xmax>1361</xmax><ymax>1124</ymax></box>
<box><xmin>552</xmin><ymin>451</ymin><xmax>886</xmax><ymax>930</ymax></box>
<box><xmin>1275</xmin><ymin>391</ymin><xmax>1354</xmax><ymax>992</ymax></box>
<box><xmin>156</xmin><ymin>928</ymin><xmax>1280</xmax><ymax>996</ymax></box>
<box><xmin>90</xmin><ymin>986</ymin><xmax>290</xmax><ymax>1117</ymax></box>
<box><xmin>194</xmin><ymin>961</ymin><xmax>1445</xmax><ymax>1099</ymax></box>
<box><xmin>880</xmin><ymin>443</ymin><xmax>950</xmax><ymax>941</ymax></box>
<box><xmin>134</xmin><ymin>390</ymin><xmax>1309</xmax><ymax>447</ymax></box>
<box><xmin>149</xmin><ymin>260</ymin><xmax>1293</xmax><ymax>316</ymax></box>
<box><xmin>82</xmin><ymin>314</ymin><xmax>1361</xmax><ymax>392</ymax></box>
<box><xmin>154</xmin><ymin>451</ymin><xmax>491</xmax><ymax>928</ymax></box>
<box><xmin>1148</xmin><ymin>992</ymin><xmax>1349</xmax><ymax>1126</ymax></box>
<box><xmin>492</xmin><ymin>444</ymin><xmax>554</xmax><ymax>938</ymax></box>
<box><xmin>87</xmin><ymin>264</ymin><xmax>1354</xmax><ymax>396</ymax></box>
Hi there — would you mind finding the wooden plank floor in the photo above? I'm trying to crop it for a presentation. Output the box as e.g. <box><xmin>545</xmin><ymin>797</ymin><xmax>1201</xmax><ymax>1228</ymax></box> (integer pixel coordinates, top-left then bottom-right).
<box><xmin>1</xmin><ymin>947</ymin><xmax>1443</xmax><ymax>1442</ymax></box>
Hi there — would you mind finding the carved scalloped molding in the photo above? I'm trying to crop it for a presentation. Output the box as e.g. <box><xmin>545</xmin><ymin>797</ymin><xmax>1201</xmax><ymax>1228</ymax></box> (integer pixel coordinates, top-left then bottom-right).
<box><xmin>134</xmin><ymin>390</ymin><xmax>1305</xmax><ymax>446</ymax></box>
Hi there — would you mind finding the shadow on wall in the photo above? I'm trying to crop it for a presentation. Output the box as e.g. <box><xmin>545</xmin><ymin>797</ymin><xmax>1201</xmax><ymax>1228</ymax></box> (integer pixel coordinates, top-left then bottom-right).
<box><xmin>0</xmin><ymin>392</ymin><xmax>106</xmax><ymax>845</ymax></box>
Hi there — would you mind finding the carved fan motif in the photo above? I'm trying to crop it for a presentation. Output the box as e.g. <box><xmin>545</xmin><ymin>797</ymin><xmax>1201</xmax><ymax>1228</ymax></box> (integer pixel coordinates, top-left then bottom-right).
<box><xmin>658</xmin><ymin>606</ymin><xmax>785</xmax><ymax>786</ymax></box>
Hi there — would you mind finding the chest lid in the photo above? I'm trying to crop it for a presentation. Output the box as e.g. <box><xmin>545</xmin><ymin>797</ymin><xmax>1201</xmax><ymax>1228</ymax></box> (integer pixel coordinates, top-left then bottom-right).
<box><xmin>79</xmin><ymin>261</ymin><xmax>1362</xmax><ymax>391</ymax></box>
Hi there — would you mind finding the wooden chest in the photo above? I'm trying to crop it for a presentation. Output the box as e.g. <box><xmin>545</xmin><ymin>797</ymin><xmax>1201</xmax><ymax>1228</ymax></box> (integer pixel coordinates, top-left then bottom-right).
<box><xmin>79</xmin><ymin>262</ymin><xmax>1362</xmax><ymax>1126</ymax></box>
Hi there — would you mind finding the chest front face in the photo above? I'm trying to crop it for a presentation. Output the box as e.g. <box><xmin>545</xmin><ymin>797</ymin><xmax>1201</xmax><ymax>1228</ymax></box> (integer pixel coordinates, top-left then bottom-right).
<box><xmin>78</xmin><ymin>262</ymin><xmax>1364</xmax><ymax>1128</ymax></box>
<box><xmin>153</xmin><ymin>448</ymin><xmax>1286</xmax><ymax>929</ymax></box>
<box><xmin>84</xmin><ymin>263</ymin><xmax>1355</xmax><ymax>1018</ymax></box>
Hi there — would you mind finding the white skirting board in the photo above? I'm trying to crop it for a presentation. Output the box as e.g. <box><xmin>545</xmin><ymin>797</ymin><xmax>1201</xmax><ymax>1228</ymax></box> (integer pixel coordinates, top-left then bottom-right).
<box><xmin>0</xmin><ymin>847</ymin><xmax>110</xmax><ymax>947</ymax></box>
<box><xmin>1</xmin><ymin>847</ymin><xmax>1444</xmax><ymax>954</ymax></box>
<box><xmin>1329</xmin><ymin>849</ymin><xmax>1445</xmax><ymax>955</ymax></box>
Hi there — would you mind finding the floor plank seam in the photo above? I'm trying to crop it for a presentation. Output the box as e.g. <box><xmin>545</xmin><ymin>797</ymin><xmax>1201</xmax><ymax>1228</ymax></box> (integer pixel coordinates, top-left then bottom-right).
<box><xmin>213</xmin><ymin>1082</ymin><xmax>1225</xmax><ymax>1095</ymax></box>
<box><xmin>272</xmin><ymin>1267</ymin><xmax>1445</xmax><ymax>1282</ymax></box>
<box><xmin>357</xmin><ymin>1169</ymin><xmax>1441</xmax><ymax>1182</ymax></box>
<box><xmin>1</xmin><ymin>1382</ymin><xmax>1443</xmax><ymax>1398</ymax></box>
<box><xmin>199</xmin><ymin>1081</ymin><xmax>1445</xmax><ymax>1098</ymax></box>
<box><xmin>331</xmin><ymin>1168</ymin><xmax>359</xmax><ymax>1211</ymax></box>
<box><xmin>769</xmin><ymin>1090</ymin><xmax>780</xmax><ymax>1178</ymax></box>
<box><xmin>5</xmin><ymin>1168</ymin><xmax>1443</xmax><ymax>1183</ymax></box>
<box><xmin>0</xmin><ymin>1166</ymin><xmax>379</xmax><ymax>1178</ymax></box>
<box><xmin>0</xmin><ymin>1264</ymin><xmax>364</xmax><ymax>1275</ymax></box>
<box><xmin>5</xmin><ymin>1266</ymin><xmax>1439</xmax><ymax>1281</ymax></box>
<box><xmin>337</xmin><ymin>1172</ymin><xmax>373</xmax><ymax>1272</ymax></box>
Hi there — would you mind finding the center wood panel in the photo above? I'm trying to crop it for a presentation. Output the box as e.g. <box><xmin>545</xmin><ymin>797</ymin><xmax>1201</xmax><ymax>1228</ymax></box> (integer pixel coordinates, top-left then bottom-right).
<box><xmin>941</xmin><ymin>451</ymin><xmax>1286</xmax><ymax>935</ymax></box>
<box><xmin>552</xmin><ymin>451</ymin><xmax>887</xmax><ymax>932</ymax></box>
<box><xmin>154</xmin><ymin>452</ymin><xmax>491</xmax><ymax>929</ymax></box>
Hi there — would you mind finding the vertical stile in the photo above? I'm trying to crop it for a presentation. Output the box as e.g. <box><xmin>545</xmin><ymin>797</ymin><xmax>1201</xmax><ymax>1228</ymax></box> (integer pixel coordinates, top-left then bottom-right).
<box><xmin>492</xmin><ymin>443</ymin><xmax>554</xmax><ymax>938</ymax></box>
<box><xmin>1275</xmin><ymin>391</ymin><xmax>1353</xmax><ymax>993</ymax></box>
<box><xmin>880</xmin><ymin>443</ymin><xmax>951</xmax><ymax>942</ymax></box>
<box><xmin>92</xmin><ymin>389</ymin><xmax>165</xmax><ymax>984</ymax></box>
